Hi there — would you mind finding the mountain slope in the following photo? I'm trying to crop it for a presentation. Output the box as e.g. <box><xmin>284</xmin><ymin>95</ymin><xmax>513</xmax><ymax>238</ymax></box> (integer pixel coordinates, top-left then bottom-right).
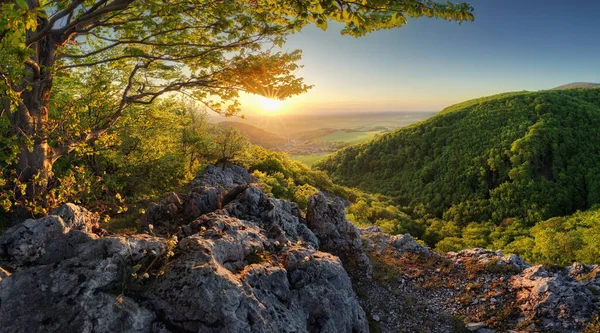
<box><xmin>554</xmin><ymin>82</ymin><xmax>600</xmax><ymax>90</ymax></box>
<box><xmin>316</xmin><ymin>89</ymin><xmax>600</xmax><ymax>224</ymax></box>
<box><xmin>219</xmin><ymin>121</ymin><xmax>288</xmax><ymax>149</ymax></box>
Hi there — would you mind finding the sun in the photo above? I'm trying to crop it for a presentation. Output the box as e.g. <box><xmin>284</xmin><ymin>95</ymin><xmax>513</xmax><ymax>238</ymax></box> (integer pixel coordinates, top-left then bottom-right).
<box><xmin>259</xmin><ymin>96</ymin><xmax>284</xmax><ymax>113</ymax></box>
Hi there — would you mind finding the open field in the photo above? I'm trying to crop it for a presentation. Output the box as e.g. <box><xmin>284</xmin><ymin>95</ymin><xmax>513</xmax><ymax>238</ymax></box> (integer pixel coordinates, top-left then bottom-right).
<box><xmin>237</xmin><ymin>111</ymin><xmax>437</xmax><ymax>137</ymax></box>
<box><xmin>315</xmin><ymin>130</ymin><xmax>385</xmax><ymax>144</ymax></box>
<box><xmin>289</xmin><ymin>152</ymin><xmax>333</xmax><ymax>166</ymax></box>
<box><xmin>219</xmin><ymin>111</ymin><xmax>438</xmax><ymax>166</ymax></box>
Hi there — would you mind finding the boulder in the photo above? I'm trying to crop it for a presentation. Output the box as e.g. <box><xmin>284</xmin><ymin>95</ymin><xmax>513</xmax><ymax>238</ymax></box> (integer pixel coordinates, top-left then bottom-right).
<box><xmin>511</xmin><ymin>265</ymin><xmax>596</xmax><ymax>331</ymax></box>
<box><xmin>51</xmin><ymin>203</ymin><xmax>100</xmax><ymax>232</ymax></box>
<box><xmin>144</xmin><ymin>214</ymin><xmax>367</xmax><ymax>333</ymax></box>
<box><xmin>0</xmin><ymin>225</ymin><xmax>167</xmax><ymax>333</ymax></box>
<box><xmin>0</xmin><ymin>165</ymin><xmax>368</xmax><ymax>333</ymax></box>
<box><xmin>306</xmin><ymin>192</ymin><xmax>371</xmax><ymax>275</ymax></box>
<box><xmin>139</xmin><ymin>165</ymin><xmax>254</xmax><ymax>235</ymax></box>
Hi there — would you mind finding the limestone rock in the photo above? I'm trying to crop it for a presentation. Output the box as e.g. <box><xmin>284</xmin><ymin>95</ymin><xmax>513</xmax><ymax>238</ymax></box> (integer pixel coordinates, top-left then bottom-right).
<box><xmin>191</xmin><ymin>164</ymin><xmax>254</xmax><ymax>189</ymax></box>
<box><xmin>511</xmin><ymin>265</ymin><xmax>597</xmax><ymax>331</ymax></box>
<box><xmin>139</xmin><ymin>165</ymin><xmax>254</xmax><ymax>235</ymax></box>
<box><xmin>0</xmin><ymin>226</ymin><xmax>166</xmax><ymax>333</ymax></box>
<box><xmin>306</xmin><ymin>192</ymin><xmax>372</xmax><ymax>275</ymax></box>
<box><xmin>51</xmin><ymin>203</ymin><xmax>100</xmax><ymax>232</ymax></box>
<box><xmin>0</xmin><ymin>165</ymin><xmax>368</xmax><ymax>333</ymax></box>
<box><xmin>0</xmin><ymin>216</ymin><xmax>68</xmax><ymax>265</ymax></box>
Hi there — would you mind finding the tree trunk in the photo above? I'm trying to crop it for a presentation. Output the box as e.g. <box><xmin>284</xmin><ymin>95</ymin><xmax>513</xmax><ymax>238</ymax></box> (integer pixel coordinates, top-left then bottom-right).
<box><xmin>13</xmin><ymin>24</ymin><xmax>57</xmax><ymax>211</ymax></box>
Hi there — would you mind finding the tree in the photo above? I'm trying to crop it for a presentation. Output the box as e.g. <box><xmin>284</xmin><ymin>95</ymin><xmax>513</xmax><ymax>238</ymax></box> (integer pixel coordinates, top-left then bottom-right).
<box><xmin>0</xmin><ymin>0</ymin><xmax>473</xmax><ymax>212</ymax></box>
<box><xmin>209</xmin><ymin>125</ymin><xmax>250</xmax><ymax>166</ymax></box>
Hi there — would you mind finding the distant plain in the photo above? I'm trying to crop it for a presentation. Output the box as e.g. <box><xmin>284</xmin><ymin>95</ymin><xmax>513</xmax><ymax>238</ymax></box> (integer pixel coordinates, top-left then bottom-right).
<box><xmin>221</xmin><ymin>111</ymin><xmax>437</xmax><ymax>165</ymax></box>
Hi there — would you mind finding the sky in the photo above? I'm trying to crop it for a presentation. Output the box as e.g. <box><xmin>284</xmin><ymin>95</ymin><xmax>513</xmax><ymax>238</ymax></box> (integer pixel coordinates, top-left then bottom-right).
<box><xmin>238</xmin><ymin>0</ymin><xmax>600</xmax><ymax>116</ymax></box>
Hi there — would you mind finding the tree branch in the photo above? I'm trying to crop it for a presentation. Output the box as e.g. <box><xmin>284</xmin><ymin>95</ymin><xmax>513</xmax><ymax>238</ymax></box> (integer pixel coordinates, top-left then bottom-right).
<box><xmin>52</xmin><ymin>61</ymin><xmax>143</xmax><ymax>161</ymax></box>
<box><xmin>52</xmin><ymin>0</ymin><xmax>134</xmax><ymax>37</ymax></box>
<box><xmin>27</xmin><ymin>0</ymin><xmax>84</xmax><ymax>46</ymax></box>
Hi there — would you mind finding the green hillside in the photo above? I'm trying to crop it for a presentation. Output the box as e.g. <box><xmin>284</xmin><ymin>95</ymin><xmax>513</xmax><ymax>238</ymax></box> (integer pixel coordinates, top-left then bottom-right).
<box><xmin>316</xmin><ymin>89</ymin><xmax>600</xmax><ymax>225</ymax></box>
<box><xmin>219</xmin><ymin>121</ymin><xmax>288</xmax><ymax>149</ymax></box>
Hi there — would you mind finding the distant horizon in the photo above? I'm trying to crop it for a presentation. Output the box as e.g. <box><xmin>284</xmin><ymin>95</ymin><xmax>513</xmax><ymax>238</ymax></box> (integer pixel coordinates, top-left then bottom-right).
<box><xmin>237</xmin><ymin>0</ymin><xmax>600</xmax><ymax>116</ymax></box>
<box><xmin>236</xmin><ymin>80</ymin><xmax>599</xmax><ymax>117</ymax></box>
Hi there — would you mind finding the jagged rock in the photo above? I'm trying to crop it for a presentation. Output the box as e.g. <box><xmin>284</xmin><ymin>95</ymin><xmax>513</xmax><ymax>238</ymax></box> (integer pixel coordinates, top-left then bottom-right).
<box><xmin>51</xmin><ymin>203</ymin><xmax>100</xmax><ymax>232</ymax></box>
<box><xmin>0</xmin><ymin>221</ymin><xmax>167</xmax><ymax>333</ymax></box>
<box><xmin>307</xmin><ymin>192</ymin><xmax>372</xmax><ymax>275</ymax></box>
<box><xmin>360</xmin><ymin>226</ymin><xmax>430</xmax><ymax>256</ymax></box>
<box><xmin>139</xmin><ymin>165</ymin><xmax>254</xmax><ymax>235</ymax></box>
<box><xmin>145</xmin><ymin>215</ymin><xmax>367</xmax><ymax>332</ymax></box>
<box><xmin>389</xmin><ymin>234</ymin><xmax>424</xmax><ymax>253</ymax></box>
<box><xmin>225</xmin><ymin>184</ymin><xmax>318</xmax><ymax>248</ymax></box>
<box><xmin>0</xmin><ymin>216</ymin><xmax>69</xmax><ymax>265</ymax></box>
<box><xmin>0</xmin><ymin>204</ymin><xmax>101</xmax><ymax>266</ymax></box>
<box><xmin>191</xmin><ymin>164</ymin><xmax>254</xmax><ymax>189</ymax></box>
<box><xmin>0</xmin><ymin>165</ymin><xmax>368</xmax><ymax>333</ymax></box>
<box><xmin>511</xmin><ymin>265</ymin><xmax>596</xmax><ymax>331</ymax></box>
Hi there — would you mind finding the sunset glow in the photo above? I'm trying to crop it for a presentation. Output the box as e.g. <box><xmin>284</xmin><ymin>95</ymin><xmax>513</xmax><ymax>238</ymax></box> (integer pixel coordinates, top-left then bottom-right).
<box><xmin>258</xmin><ymin>96</ymin><xmax>284</xmax><ymax>113</ymax></box>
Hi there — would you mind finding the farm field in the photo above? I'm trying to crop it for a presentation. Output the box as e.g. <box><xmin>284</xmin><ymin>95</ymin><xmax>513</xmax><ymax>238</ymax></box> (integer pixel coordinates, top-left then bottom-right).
<box><xmin>220</xmin><ymin>111</ymin><xmax>437</xmax><ymax>166</ymax></box>
<box><xmin>289</xmin><ymin>152</ymin><xmax>333</xmax><ymax>166</ymax></box>
<box><xmin>315</xmin><ymin>130</ymin><xmax>385</xmax><ymax>144</ymax></box>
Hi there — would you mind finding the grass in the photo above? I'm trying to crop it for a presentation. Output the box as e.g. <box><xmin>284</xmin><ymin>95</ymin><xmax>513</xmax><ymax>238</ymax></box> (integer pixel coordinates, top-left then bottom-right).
<box><xmin>315</xmin><ymin>130</ymin><xmax>385</xmax><ymax>144</ymax></box>
<box><xmin>290</xmin><ymin>152</ymin><xmax>333</xmax><ymax>166</ymax></box>
<box><xmin>102</xmin><ymin>209</ymin><xmax>143</xmax><ymax>233</ymax></box>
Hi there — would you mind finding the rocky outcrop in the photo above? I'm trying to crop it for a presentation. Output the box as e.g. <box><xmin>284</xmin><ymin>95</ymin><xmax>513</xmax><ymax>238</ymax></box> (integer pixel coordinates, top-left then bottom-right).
<box><xmin>139</xmin><ymin>165</ymin><xmax>253</xmax><ymax>235</ymax></box>
<box><xmin>306</xmin><ymin>193</ymin><xmax>372</xmax><ymax>276</ymax></box>
<box><xmin>358</xmin><ymin>227</ymin><xmax>600</xmax><ymax>333</ymax></box>
<box><xmin>512</xmin><ymin>264</ymin><xmax>599</xmax><ymax>331</ymax></box>
<box><xmin>144</xmin><ymin>212</ymin><xmax>365</xmax><ymax>332</ymax></box>
<box><xmin>0</xmin><ymin>165</ymin><xmax>368</xmax><ymax>333</ymax></box>
<box><xmin>0</xmin><ymin>206</ymin><xmax>165</xmax><ymax>333</ymax></box>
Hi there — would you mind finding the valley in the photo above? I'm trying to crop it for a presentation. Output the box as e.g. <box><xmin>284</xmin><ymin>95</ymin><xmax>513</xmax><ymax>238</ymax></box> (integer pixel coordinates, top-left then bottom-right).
<box><xmin>221</xmin><ymin>111</ymin><xmax>436</xmax><ymax>165</ymax></box>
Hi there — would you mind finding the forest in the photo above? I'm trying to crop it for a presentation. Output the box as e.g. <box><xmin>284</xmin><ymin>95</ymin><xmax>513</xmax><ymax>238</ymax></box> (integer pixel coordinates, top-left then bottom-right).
<box><xmin>317</xmin><ymin>88</ymin><xmax>600</xmax><ymax>265</ymax></box>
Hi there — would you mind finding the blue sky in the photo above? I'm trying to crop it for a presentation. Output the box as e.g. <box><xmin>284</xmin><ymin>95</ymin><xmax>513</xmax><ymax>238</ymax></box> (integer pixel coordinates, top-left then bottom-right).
<box><xmin>241</xmin><ymin>0</ymin><xmax>600</xmax><ymax>115</ymax></box>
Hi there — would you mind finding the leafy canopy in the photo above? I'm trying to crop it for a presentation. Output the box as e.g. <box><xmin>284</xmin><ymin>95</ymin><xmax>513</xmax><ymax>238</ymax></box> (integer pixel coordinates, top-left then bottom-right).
<box><xmin>0</xmin><ymin>0</ymin><xmax>474</xmax><ymax>115</ymax></box>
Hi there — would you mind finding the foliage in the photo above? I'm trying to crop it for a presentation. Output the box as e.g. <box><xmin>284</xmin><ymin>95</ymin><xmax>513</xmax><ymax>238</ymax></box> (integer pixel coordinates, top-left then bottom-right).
<box><xmin>318</xmin><ymin>89</ymin><xmax>600</xmax><ymax>224</ymax></box>
<box><xmin>316</xmin><ymin>89</ymin><xmax>600</xmax><ymax>265</ymax></box>
<box><xmin>210</xmin><ymin>126</ymin><xmax>251</xmax><ymax>165</ymax></box>
<box><xmin>0</xmin><ymin>0</ymin><xmax>474</xmax><ymax>218</ymax></box>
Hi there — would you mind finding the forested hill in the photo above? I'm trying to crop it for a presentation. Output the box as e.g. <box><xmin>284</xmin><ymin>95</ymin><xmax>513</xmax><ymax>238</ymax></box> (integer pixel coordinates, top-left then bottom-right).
<box><xmin>316</xmin><ymin>89</ymin><xmax>600</xmax><ymax>225</ymax></box>
<box><xmin>553</xmin><ymin>82</ymin><xmax>600</xmax><ymax>90</ymax></box>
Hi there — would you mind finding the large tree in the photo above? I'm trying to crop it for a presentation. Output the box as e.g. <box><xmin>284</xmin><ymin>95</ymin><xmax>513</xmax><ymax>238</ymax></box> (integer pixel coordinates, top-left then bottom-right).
<box><xmin>0</xmin><ymin>0</ymin><xmax>473</xmax><ymax>210</ymax></box>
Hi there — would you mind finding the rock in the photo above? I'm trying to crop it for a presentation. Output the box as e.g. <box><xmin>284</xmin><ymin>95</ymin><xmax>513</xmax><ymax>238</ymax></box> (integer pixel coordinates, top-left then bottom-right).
<box><xmin>144</xmin><ymin>195</ymin><xmax>367</xmax><ymax>332</ymax></box>
<box><xmin>306</xmin><ymin>192</ymin><xmax>372</xmax><ymax>276</ymax></box>
<box><xmin>51</xmin><ymin>203</ymin><xmax>99</xmax><ymax>232</ymax></box>
<box><xmin>465</xmin><ymin>322</ymin><xmax>485</xmax><ymax>331</ymax></box>
<box><xmin>389</xmin><ymin>234</ymin><xmax>424</xmax><ymax>253</ymax></box>
<box><xmin>511</xmin><ymin>264</ymin><xmax>596</xmax><ymax>331</ymax></box>
<box><xmin>0</xmin><ymin>216</ymin><xmax>67</xmax><ymax>265</ymax></box>
<box><xmin>0</xmin><ymin>226</ymin><xmax>167</xmax><ymax>332</ymax></box>
<box><xmin>190</xmin><ymin>164</ymin><xmax>254</xmax><ymax>189</ymax></box>
<box><xmin>500</xmin><ymin>254</ymin><xmax>530</xmax><ymax>271</ymax></box>
<box><xmin>139</xmin><ymin>165</ymin><xmax>254</xmax><ymax>235</ymax></box>
<box><xmin>0</xmin><ymin>165</ymin><xmax>369</xmax><ymax>333</ymax></box>
<box><xmin>372</xmin><ymin>314</ymin><xmax>381</xmax><ymax>322</ymax></box>
<box><xmin>0</xmin><ymin>204</ymin><xmax>102</xmax><ymax>266</ymax></box>
<box><xmin>225</xmin><ymin>185</ymin><xmax>318</xmax><ymax>247</ymax></box>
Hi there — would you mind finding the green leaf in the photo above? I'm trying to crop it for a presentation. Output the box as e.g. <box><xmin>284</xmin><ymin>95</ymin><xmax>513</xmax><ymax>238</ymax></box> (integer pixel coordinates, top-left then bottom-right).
<box><xmin>16</xmin><ymin>0</ymin><xmax>28</xmax><ymax>9</ymax></box>
<box><xmin>316</xmin><ymin>19</ymin><xmax>328</xmax><ymax>31</ymax></box>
